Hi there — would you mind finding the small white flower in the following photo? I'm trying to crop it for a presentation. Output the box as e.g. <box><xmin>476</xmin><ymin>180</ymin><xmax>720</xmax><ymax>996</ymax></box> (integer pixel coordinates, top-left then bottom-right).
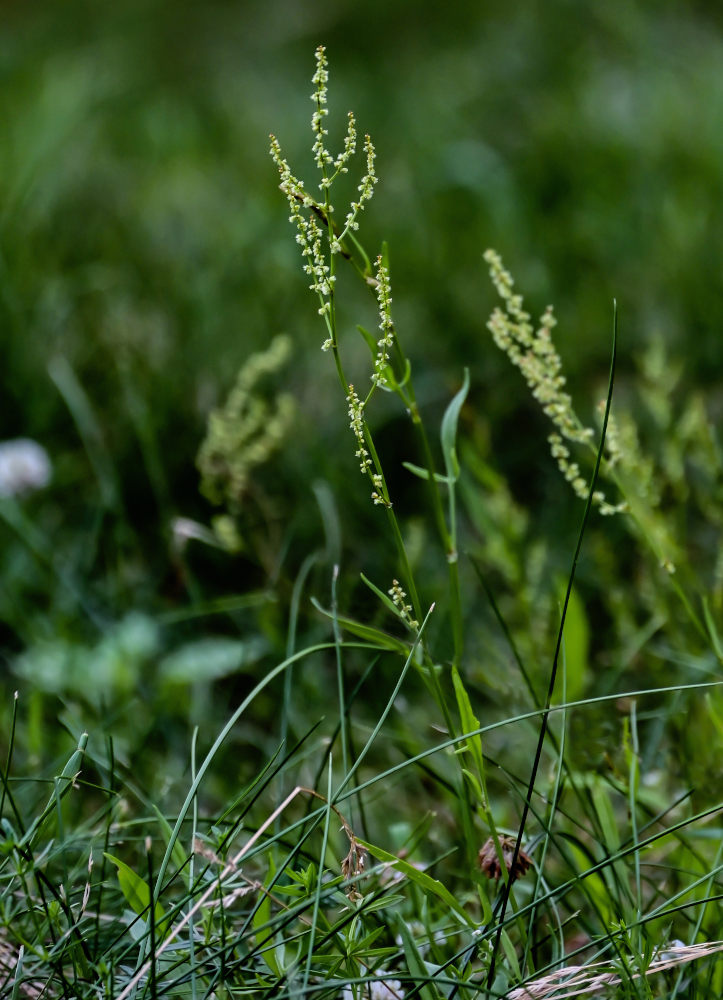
<box><xmin>388</xmin><ymin>579</ymin><xmax>418</xmax><ymax>629</ymax></box>
<box><xmin>370</xmin><ymin>980</ymin><xmax>405</xmax><ymax>1000</ymax></box>
<box><xmin>372</xmin><ymin>257</ymin><xmax>394</xmax><ymax>388</ymax></box>
<box><xmin>0</xmin><ymin>438</ymin><xmax>52</xmax><ymax>497</ymax></box>
<box><xmin>656</xmin><ymin>938</ymin><xmax>686</xmax><ymax>962</ymax></box>
<box><xmin>341</xmin><ymin>134</ymin><xmax>377</xmax><ymax>237</ymax></box>
<box><xmin>347</xmin><ymin>385</ymin><xmax>371</xmax><ymax>474</ymax></box>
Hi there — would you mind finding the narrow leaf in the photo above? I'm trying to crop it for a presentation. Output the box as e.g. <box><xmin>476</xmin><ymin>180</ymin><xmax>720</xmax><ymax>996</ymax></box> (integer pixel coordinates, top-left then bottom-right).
<box><xmin>104</xmin><ymin>853</ymin><xmax>166</xmax><ymax>929</ymax></box>
<box><xmin>440</xmin><ymin>368</ymin><xmax>470</xmax><ymax>483</ymax></box>
<box><xmin>358</xmin><ymin>838</ymin><xmax>474</xmax><ymax>927</ymax></box>
<box><xmin>402</xmin><ymin>461</ymin><xmax>452</xmax><ymax>484</ymax></box>
<box><xmin>554</xmin><ymin>579</ymin><xmax>589</xmax><ymax>703</ymax></box>
<box><xmin>360</xmin><ymin>572</ymin><xmax>402</xmax><ymax>618</ymax></box>
<box><xmin>703</xmin><ymin>597</ymin><xmax>723</xmax><ymax>660</ymax></box>
<box><xmin>252</xmin><ymin>889</ymin><xmax>280</xmax><ymax>976</ymax></box>
<box><xmin>151</xmin><ymin>805</ymin><xmax>188</xmax><ymax>874</ymax></box>
<box><xmin>395</xmin><ymin>915</ymin><xmax>438</xmax><ymax>1000</ymax></box>
<box><xmin>311</xmin><ymin>598</ymin><xmax>410</xmax><ymax>653</ymax></box>
<box><xmin>452</xmin><ymin>666</ymin><xmax>485</xmax><ymax>782</ymax></box>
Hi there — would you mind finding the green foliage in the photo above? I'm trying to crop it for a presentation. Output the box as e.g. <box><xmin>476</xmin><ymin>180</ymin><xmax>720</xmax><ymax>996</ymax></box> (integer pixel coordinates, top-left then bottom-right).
<box><xmin>554</xmin><ymin>580</ymin><xmax>589</xmax><ymax>704</ymax></box>
<box><xmin>104</xmin><ymin>852</ymin><xmax>167</xmax><ymax>932</ymax></box>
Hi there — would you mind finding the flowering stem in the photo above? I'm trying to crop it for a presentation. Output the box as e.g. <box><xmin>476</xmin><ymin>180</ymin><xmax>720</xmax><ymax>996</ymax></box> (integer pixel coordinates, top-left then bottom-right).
<box><xmin>363</xmin><ymin>425</ymin><xmax>422</xmax><ymax>623</ymax></box>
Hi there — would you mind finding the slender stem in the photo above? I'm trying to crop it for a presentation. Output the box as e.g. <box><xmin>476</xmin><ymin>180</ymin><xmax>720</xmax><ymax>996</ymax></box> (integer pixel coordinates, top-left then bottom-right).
<box><xmin>362</xmin><ymin>427</ymin><xmax>422</xmax><ymax>622</ymax></box>
<box><xmin>331</xmin><ymin>565</ymin><xmax>350</xmax><ymax>777</ymax></box>
<box><xmin>407</xmin><ymin>395</ymin><xmax>464</xmax><ymax>664</ymax></box>
<box><xmin>486</xmin><ymin>302</ymin><xmax>618</xmax><ymax>993</ymax></box>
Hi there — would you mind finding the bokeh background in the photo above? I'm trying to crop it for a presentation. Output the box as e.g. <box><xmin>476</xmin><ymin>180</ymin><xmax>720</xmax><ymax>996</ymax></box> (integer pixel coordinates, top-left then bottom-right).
<box><xmin>2</xmin><ymin>0</ymin><xmax>722</xmax><ymax>795</ymax></box>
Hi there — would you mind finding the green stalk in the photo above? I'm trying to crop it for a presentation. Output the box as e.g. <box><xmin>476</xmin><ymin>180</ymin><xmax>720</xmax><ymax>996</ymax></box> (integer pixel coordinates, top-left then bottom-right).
<box><xmin>407</xmin><ymin>394</ymin><xmax>464</xmax><ymax>666</ymax></box>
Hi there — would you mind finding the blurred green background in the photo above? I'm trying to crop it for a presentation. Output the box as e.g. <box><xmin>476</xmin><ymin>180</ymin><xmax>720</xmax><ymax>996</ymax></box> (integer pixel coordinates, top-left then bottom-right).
<box><xmin>1</xmin><ymin>0</ymin><xmax>722</xmax><ymax>790</ymax></box>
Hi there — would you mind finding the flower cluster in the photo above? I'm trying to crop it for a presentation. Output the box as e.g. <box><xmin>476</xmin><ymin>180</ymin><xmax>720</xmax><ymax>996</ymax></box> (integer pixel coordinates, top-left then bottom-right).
<box><xmin>311</xmin><ymin>45</ymin><xmax>332</xmax><ymax>172</ymax></box>
<box><xmin>270</xmin><ymin>136</ymin><xmax>333</xmax><ymax>315</ymax></box>
<box><xmin>270</xmin><ymin>48</ymin><xmax>378</xmax><ymax>351</ymax></box>
<box><xmin>334</xmin><ymin>111</ymin><xmax>356</xmax><ymax>175</ymax></box>
<box><xmin>346</xmin><ymin>385</ymin><xmax>391</xmax><ymax>507</ymax></box>
<box><xmin>370</xmin><ymin>472</ymin><xmax>389</xmax><ymax>506</ymax></box>
<box><xmin>272</xmin><ymin>49</ymin><xmax>393</xmax><ymax>511</ymax></box>
<box><xmin>334</xmin><ymin>134</ymin><xmax>377</xmax><ymax>252</ymax></box>
<box><xmin>484</xmin><ymin>249</ymin><xmax>625</xmax><ymax>515</ymax></box>
<box><xmin>484</xmin><ymin>250</ymin><xmax>590</xmax><ymax>445</ymax></box>
<box><xmin>597</xmin><ymin>401</ymin><xmax>651</xmax><ymax>505</ymax></box>
<box><xmin>388</xmin><ymin>579</ymin><xmax>418</xmax><ymax>630</ymax></box>
<box><xmin>372</xmin><ymin>257</ymin><xmax>394</xmax><ymax>387</ymax></box>
<box><xmin>347</xmin><ymin>385</ymin><xmax>371</xmax><ymax>474</ymax></box>
<box><xmin>197</xmin><ymin>335</ymin><xmax>294</xmax><ymax>508</ymax></box>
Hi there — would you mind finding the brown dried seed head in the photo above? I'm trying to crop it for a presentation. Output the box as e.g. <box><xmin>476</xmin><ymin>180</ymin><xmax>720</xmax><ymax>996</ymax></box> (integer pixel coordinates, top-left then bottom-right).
<box><xmin>478</xmin><ymin>835</ymin><xmax>532</xmax><ymax>882</ymax></box>
<box><xmin>341</xmin><ymin>838</ymin><xmax>367</xmax><ymax>902</ymax></box>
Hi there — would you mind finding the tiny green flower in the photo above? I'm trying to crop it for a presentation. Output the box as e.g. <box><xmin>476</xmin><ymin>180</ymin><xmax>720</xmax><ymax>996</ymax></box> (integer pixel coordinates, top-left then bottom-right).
<box><xmin>270</xmin><ymin>50</ymin><xmax>378</xmax><ymax>352</ymax></box>
<box><xmin>339</xmin><ymin>134</ymin><xmax>377</xmax><ymax>243</ymax></box>
<box><xmin>346</xmin><ymin>384</ymin><xmax>371</xmax><ymax>475</ymax></box>
<box><xmin>484</xmin><ymin>249</ymin><xmax>628</xmax><ymax>516</ymax></box>
<box><xmin>372</xmin><ymin>256</ymin><xmax>394</xmax><ymax>387</ymax></box>
<box><xmin>197</xmin><ymin>335</ymin><xmax>294</xmax><ymax>509</ymax></box>
<box><xmin>334</xmin><ymin>111</ymin><xmax>357</xmax><ymax>174</ymax></box>
<box><xmin>388</xmin><ymin>579</ymin><xmax>419</xmax><ymax>630</ymax></box>
<box><xmin>311</xmin><ymin>45</ymin><xmax>332</xmax><ymax>173</ymax></box>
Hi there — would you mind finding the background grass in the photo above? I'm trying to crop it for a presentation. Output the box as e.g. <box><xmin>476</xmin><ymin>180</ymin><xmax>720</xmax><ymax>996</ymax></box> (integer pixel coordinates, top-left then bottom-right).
<box><xmin>2</xmin><ymin>0</ymin><xmax>721</xmax><ymax>771</ymax></box>
<box><xmin>1</xmin><ymin>2</ymin><xmax>722</xmax><ymax>996</ymax></box>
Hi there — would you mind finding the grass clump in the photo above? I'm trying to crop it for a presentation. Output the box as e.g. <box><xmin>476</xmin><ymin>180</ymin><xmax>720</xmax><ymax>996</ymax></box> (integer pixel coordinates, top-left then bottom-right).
<box><xmin>2</xmin><ymin>45</ymin><xmax>722</xmax><ymax>1000</ymax></box>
